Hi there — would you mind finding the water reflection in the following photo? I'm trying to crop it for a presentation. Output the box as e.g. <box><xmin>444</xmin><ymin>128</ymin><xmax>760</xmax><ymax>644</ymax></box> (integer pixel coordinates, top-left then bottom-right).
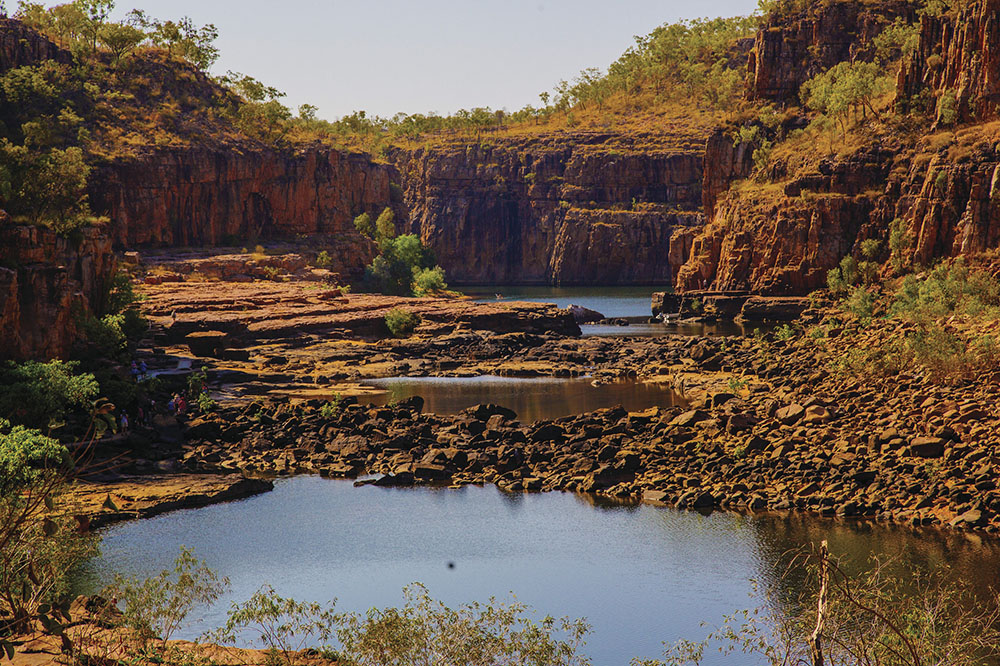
<box><xmin>75</xmin><ymin>479</ymin><xmax>1000</xmax><ymax>666</ymax></box>
<box><xmin>465</xmin><ymin>285</ymin><xmax>662</xmax><ymax>319</ymax></box>
<box><xmin>362</xmin><ymin>375</ymin><xmax>686</xmax><ymax>421</ymax></box>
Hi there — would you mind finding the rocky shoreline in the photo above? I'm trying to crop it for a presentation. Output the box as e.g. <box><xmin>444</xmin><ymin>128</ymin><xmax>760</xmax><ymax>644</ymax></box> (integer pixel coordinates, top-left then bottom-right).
<box><xmin>64</xmin><ymin>294</ymin><xmax>1000</xmax><ymax>536</ymax></box>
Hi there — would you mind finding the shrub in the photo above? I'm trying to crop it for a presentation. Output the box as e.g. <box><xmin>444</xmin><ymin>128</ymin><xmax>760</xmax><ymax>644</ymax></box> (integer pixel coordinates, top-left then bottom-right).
<box><xmin>412</xmin><ymin>265</ymin><xmax>447</xmax><ymax>296</ymax></box>
<box><xmin>363</xmin><ymin>234</ymin><xmax>440</xmax><ymax>296</ymax></box>
<box><xmin>319</xmin><ymin>395</ymin><xmax>342</xmax><ymax>419</ymax></box>
<box><xmin>353</xmin><ymin>212</ymin><xmax>373</xmax><ymax>239</ymax></box>
<box><xmin>106</xmin><ymin>547</ymin><xmax>230</xmax><ymax>653</ymax></box>
<box><xmin>385</xmin><ymin>308</ymin><xmax>420</xmax><ymax>338</ymax></box>
<box><xmin>314</xmin><ymin>250</ymin><xmax>332</xmax><ymax>268</ymax></box>
<box><xmin>0</xmin><ymin>419</ymin><xmax>95</xmax><ymax>649</ymax></box>
<box><xmin>889</xmin><ymin>217</ymin><xmax>912</xmax><ymax>274</ymax></box>
<box><xmin>0</xmin><ymin>360</ymin><xmax>98</xmax><ymax>432</ymax></box>
<box><xmin>209</xmin><ymin>585</ymin><xmax>337</xmax><ymax>666</ymax></box>
<box><xmin>842</xmin><ymin>286</ymin><xmax>876</xmax><ymax>325</ymax></box>
<box><xmin>937</xmin><ymin>89</ymin><xmax>958</xmax><ymax>125</ymax></box>
<box><xmin>336</xmin><ymin>583</ymin><xmax>590</xmax><ymax>666</ymax></box>
<box><xmin>773</xmin><ymin>323</ymin><xmax>796</xmax><ymax>341</ymax></box>
<box><xmin>374</xmin><ymin>207</ymin><xmax>395</xmax><ymax>242</ymax></box>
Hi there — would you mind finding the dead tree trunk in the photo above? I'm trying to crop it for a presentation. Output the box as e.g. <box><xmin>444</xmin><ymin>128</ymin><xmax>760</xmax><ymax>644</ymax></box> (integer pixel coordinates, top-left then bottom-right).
<box><xmin>810</xmin><ymin>540</ymin><xmax>830</xmax><ymax>666</ymax></box>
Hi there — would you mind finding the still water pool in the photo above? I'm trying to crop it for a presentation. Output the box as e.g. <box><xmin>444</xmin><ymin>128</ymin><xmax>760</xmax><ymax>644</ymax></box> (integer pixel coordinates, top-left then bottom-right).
<box><xmin>466</xmin><ymin>285</ymin><xmax>661</xmax><ymax>319</ymax></box>
<box><xmin>361</xmin><ymin>375</ymin><xmax>686</xmax><ymax>421</ymax></box>
<box><xmin>76</xmin><ymin>478</ymin><xmax>1000</xmax><ymax>666</ymax></box>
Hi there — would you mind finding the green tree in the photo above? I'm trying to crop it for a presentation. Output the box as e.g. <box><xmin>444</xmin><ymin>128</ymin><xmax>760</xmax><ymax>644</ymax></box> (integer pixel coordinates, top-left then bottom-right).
<box><xmin>73</xmin><ymin>0</ymin><xmax>115</xmax><ymax>52</ymax></box>
<box><xmin>106</xmin><ymin>548</ymin><xmax>229</xmax><ymax>653</ymax></box>
<box><xmin>0</xmin><ymin>361</ymin><xmax>99</xmax><ymax>433</ymax></box>
<box><xmin>375</xmin><ymin>207</ymin><xmax>395</xmax><ymax>242</ymax></box>
<box><xmin>353</xmin><ymin>211</ymin><xmax>373</xmax><ymax>238</ymax></box>
<box><xmin>0</xmin><ymin>418</ymin><xmax>96</xmax><ymax>648</ymax></box>
<box><xmin>98</xmin><ymin>22</ymin><xmax>146</xmax><ymax>65</ymax></box>
<box><xmin>0</xmin><ymin>141</ymin><xmax>102</xmax><ymax>233</ymax></box>
<box><xmin>801</xmin><ymin>61</ymin><xmax>892</xmax><ymax>140</ymax></box>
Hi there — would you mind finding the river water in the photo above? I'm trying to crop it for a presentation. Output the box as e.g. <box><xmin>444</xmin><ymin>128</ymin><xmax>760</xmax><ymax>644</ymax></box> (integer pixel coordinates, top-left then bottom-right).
<box><xmin>76</xmin><ymin>479</ymin><xmax>1000</xmax><ymax>666</ymax></box>
<box><xmin>75</xmin><ymin>287</ymin><xmax>1000</xmax><ymax>664</ymax></box>
<box><xmin>465</xmin><ymin>286</ymin><xmax>755</xmax><ymax>337</ymax></box>
<box><xmin>361</xmin><ymin>376</ymin><xmax>686</xmax><ymax>420</ymax></box>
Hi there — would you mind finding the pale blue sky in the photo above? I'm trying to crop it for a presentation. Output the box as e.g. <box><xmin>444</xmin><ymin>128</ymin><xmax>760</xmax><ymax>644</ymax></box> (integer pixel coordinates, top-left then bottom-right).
<box><xmin>111</xmin><ymin>0</ymin><xmax>760</xmax><ymax>121</ymax></box>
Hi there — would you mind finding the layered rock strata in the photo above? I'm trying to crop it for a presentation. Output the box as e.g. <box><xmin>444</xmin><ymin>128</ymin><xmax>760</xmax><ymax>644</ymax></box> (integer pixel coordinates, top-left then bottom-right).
<box><xmin>89</xmin><ymin>148</ymin><xmax>394</xmax><ymax>249</ymax></box>
<box><xmin>0</xmin><ymin>222</ymin><xmax>116</xmax><ymax>360</ymax></box>
<box><xmin>391</xmin><ymin>133</ymin><xmax>706</xmax><ymax>285</ymax></box>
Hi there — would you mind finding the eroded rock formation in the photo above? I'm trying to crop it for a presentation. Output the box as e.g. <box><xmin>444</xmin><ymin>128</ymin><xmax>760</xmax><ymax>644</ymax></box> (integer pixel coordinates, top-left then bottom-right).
<box><xmin>90</xmin><ymin>148</ymin><xmax>393</xmax><ymax>248</ymax></box>
<box><xmin>391</xmin><ymin>133</ymin><xmax>706</xmax><ymax>285</ymax></box>
<box><xmin>897</xmin><ymin>0</ymin><xmax>1000</xmax><ymax>123</ymax></box>
<box><xmin>747</xmin><ymin>0</ymin><xmax>915</xmax><ymax>103</ymax></box>
<box><xmin>0</xmin><ymin>221</ymin><xmax>116</xmax><ymax>360</ymax></box>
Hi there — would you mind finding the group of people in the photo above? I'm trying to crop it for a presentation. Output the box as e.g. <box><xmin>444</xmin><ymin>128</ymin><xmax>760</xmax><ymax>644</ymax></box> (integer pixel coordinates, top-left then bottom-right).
<box><xmin>167</xmin><ymin>393</ymin><xmax>189</xmax><ymax>415</ymax></box>
<box><xmin>130</xmin><ymin>359</ymin><xmax>149</xmax><ymax>382</ymax></box>
<box><xmin>118</xmin><ymin>403</ymin><xmax>155</xmax><ymax>433</ymax></box>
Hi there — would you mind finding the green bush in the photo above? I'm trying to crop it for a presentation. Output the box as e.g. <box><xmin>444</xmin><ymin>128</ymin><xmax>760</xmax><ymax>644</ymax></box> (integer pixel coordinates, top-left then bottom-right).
<box><xmin>0</xmin><ymin>360</ymin><xmax>98</xmax><ymax>432</ymax></box>
<box><xmin>208</xmin><ymin>584</ymin><xmax>337</xmax><ymax>666</ymax></box>
<box><xmin>363</xmin><ymin>234</ymin><xmax>440</xmax><ymax>296</ymax></box>
<box><xmin>106</xmin><ymin>547</ymin><xmax>230</xmax><ymax>653</ymax></box>
<box><xmin>412</xmin><ymin>265</ymin><xmax>447</xmax><ymax>296</ymax></box>
<box><xmin>374</xmin><ymin>207</ymin><xmax>395</xmax><ymax>242</ymax></box>
<box><xmin>336</xmin><ymin>583</ymin><xmax>590</xmax><ymax>666</ymax></box>
<box><xmin>0</xmin><ymin>419</ymin><xmax>96</xmax><ymax>647</ymax></box>
<box><xmin>319</xmin><ymin>395</ymin><xmax>342</xmax><ymax>419</ymax></box>
<box><xmin>385</xmin><ymin>308</ymin><xmax>420</xmax><ymax>338</ymax></box>
<box><xmin>314</xmin><ymin>250</ymin><xmax>332</xmax><ymax>268</ymax></box>
<box><xmin>353</xmin><ymin>212</ymin><xmax>373</xmax><ymax>239</ymax></box>
<box><xmin>0</xmin><ymin>418</ymin><xmax>69</xmax><ymax>494</ymax></box>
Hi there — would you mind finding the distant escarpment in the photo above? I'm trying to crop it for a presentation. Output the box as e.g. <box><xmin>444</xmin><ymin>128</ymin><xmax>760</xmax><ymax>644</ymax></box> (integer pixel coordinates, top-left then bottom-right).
<box><xmin>89</xmin><ymin>146</ymin><xmax>393</xmax><ymax>250</ymax></box>
<box><xmin>0</xmin><ymin>220</ymin><xmax>115</xmax><ymax>360</ymax></box>
<box><xmin>390</xmin><ymin>132</ymin><xmax>706</xmax><ymax>285</ymax></box>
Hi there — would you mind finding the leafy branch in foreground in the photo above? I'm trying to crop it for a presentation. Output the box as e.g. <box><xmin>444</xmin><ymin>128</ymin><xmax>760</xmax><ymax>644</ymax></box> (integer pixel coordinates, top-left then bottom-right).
<box><xmin>207</xmin><ymin>582</ymin><xmax>591</xmax><ymax>666</ymax></box>
<box><xmin>105</xmin><ymin>546</ymin><xmax>230</xmax><ymax>654</ymax></box>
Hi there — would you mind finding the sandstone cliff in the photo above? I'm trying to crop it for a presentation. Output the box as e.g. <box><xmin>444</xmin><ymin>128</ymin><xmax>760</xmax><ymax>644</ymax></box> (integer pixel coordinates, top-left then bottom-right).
<box><xmin>89</xmin><ymin>147</ymin><xmax>393</xmax><ymax>249</ymax></box>
<box><xmin>0</xmin><ymin>16</ymin><xmax>69</xmax><ymax>70</ymax></box>
<box><xmin>391</xmin><ymin>132</ymin><xmax>706</xmax><ymax>285</ymax></box>
<box><xmin>897</xmin><ymin>0</ymin><xmax>1000</xmax><ymax>122</ymax></box>
<box><xmin>747</xmin><ymin>1</ymin><xmax>915</xmax><ymax>103</ymax></box>
<box><xmin>0</xmin><ymin>220</ymin><xmax>116</xmax><ymax>360</ymax></box>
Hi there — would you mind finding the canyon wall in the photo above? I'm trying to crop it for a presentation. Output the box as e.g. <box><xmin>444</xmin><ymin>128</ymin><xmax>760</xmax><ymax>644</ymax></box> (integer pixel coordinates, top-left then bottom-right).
<box><xmin>679</xmin><ymin>0</ymin><xmax>1000</xmax><ymax>295</ymax></box>
<box><xmin>89</xmin><ymin>147</ymin><xmax>393</xmax><ymax>248</ymax></box>
<box><xmin>391</xmin><ymin>133</ymin><xmax>705</xmax><ymax>285</ymax></box>
<box><xmin>0</xmin><ymin>220</ymin><xmax>116</xmax><ymax>360</ymax></box>
<box><xmin>0</xmin><ymin>16</ymin><xmax>69</xmax><ymax>70</ymax></box>
<box><xmin>747</xmin><ymin>1</ymin><xmax>915</xmax><ymax>103</ymax></box>
<box><xmin>897</xmin><ymin>0</ymin><xmax>1000</xmax><ymax>122</ymax></box>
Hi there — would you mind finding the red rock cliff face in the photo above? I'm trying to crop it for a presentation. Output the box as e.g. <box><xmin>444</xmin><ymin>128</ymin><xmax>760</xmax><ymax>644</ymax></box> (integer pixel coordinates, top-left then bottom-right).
<box><xmin>748</xmin><ymin>1</ymin><xmax>914</xmax><ymax>103</ymax></box>
<box><xmin>897</xmin><ymin>0</ymin><xmax>1000</xmax><ymax>122</ymax></box>
<box><xmin>876</xmin><ymin>145</ymin><xmax>1000</xmax><ymax>267</ymax></box>
<box><xmin>0</xmin><ymin>220</ymin><xmax>115</xmax><ymax>360</ymax></box>
<box><xmin>0</xmin><ymin>16</ymin><xmax>70</xmax><ymax>70</ymax></box>
<box><xmin>391</xmin><ymin>133</ymin><xmax>706</xmax><ymax>285</ymax></box>
<box><xmin>89</xmin><ymin>147</ymin><xmax>393</xmax><ymax>248</ymax></box>
<box><xmin>677</xmin><ymin>192</ymin><xmax>874</xmax><ymax>293</ymax></box>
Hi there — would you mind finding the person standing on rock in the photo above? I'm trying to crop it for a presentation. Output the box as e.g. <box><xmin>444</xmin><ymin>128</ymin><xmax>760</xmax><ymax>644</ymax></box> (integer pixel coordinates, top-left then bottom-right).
<box><xmin>120</xmin><ymin>412</ymin><xmax>129</xmax><ymax>433</ymax></box>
